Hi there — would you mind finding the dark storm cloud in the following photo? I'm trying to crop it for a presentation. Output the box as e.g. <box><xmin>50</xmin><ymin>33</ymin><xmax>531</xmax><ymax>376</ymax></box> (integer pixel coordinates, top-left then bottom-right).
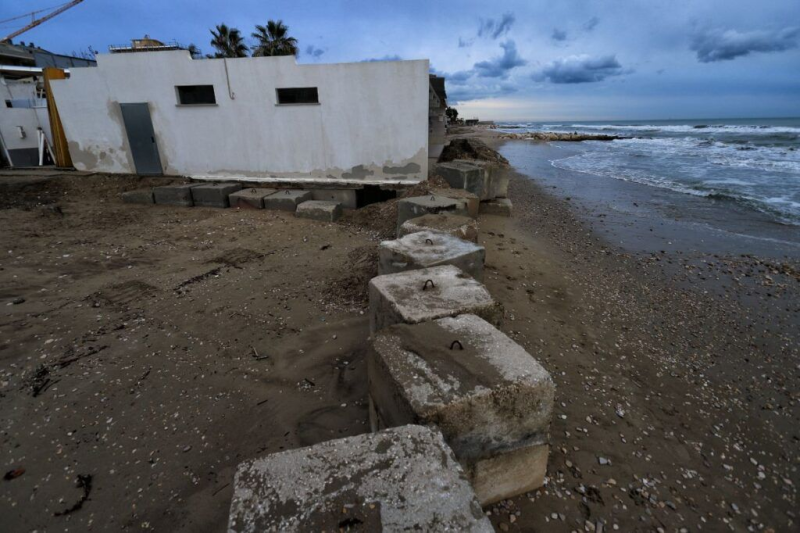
<box><xmin>583</xmin><ymin>17</ymin><xmax>600</xmax><ymax>32</ymax></box>
<box><xmin>473</xmin><ymin>40</ymin><xmax>527</xmax><ymax>78</ymax></box>
<box><xmin>691</xmin><ymin>26</ymin><xmax>800</xmax><ymax>62</ymax></box>
<box><xmin>551</xmin><ymin>28</ymin><xmax>568</xmax><ymax>42</ymax></box>
<box><xmin>533</xmin><ymin>54</ymin><xmax>626</xmax><ymax>83</ymax></box>
<box><xmin>305</xmin><ymin>45</ymin><xmax>324</xmax><ymax>58</ymax></box>
<box><xmin>477</xmin><ymin>12</ymin><xmax>515</xmax><ymax>40</ymax></box>
<box><xmin>448</xmin><ymin>82</ymin><xmax>517</xmax><ymax>104</ymax></box>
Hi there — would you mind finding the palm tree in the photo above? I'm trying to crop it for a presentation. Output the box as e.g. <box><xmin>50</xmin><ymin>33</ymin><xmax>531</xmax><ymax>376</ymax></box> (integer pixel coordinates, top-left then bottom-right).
<box><xmin>210</xmin><ymin>24</ymin><xmax>249</xmax><ymax>58</ymax></box>
<box><xmin>251</xmin><ymin>20</ymin><xmax>298</xmax><ymax>57</ymax></box>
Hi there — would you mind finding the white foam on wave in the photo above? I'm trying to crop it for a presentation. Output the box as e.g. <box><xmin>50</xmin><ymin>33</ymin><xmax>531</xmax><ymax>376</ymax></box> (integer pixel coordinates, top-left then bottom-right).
<box><xmin>563</xmin><ymin>124</ymin><xmax>800</xmax><ymax>135</ymax></box>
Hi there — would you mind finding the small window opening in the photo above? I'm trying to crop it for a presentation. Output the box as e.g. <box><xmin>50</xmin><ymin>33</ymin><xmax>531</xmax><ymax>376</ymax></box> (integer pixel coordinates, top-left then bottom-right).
<box><xmin>176</xmin><ymin>85</ymin><xmax>216</xmax><ymax>105</ymax></box>
<box><xmin>276</xmin><ymin>87</ymin><xmax>319</xmax><ymax>105</ymax></box>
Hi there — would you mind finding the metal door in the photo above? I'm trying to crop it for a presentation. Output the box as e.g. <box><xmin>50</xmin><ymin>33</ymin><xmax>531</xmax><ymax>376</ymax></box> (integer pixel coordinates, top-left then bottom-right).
<box><xmin>120</xmin><ymin>103</ymin><xmax>163</xmax><ymax>175</ymax></box>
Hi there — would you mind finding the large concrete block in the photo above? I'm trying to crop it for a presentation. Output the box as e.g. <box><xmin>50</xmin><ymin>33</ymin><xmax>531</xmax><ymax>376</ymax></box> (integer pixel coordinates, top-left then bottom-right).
<box><xmin>479</xmin><ymin>198</ymin><xmax>512</xmax><ymax>217</ymax></box>
<box><xmin>311</xmin><ymin>188</ymin><xmax>357</xmax><ymax>209</ymax></box>
<box><xmin>153</xmin><ymin>183</ymin><xmax>199</xmax><ymax>207</ymax></box>
<box><xmin>379</xmin><ymin>230</ymin><xmax>485</xmax><ymax>281</ymax></box>
<box><xmin>396</xmin><ymin>195</ymin><xmax>469</xmax><ymax>233</ymax></box>
<box><xmin>263</xmin><ymin>190</ymin><xmax>313</xmax><ymax>212</ymax></box>
<box><xmin>191</xmin><ymin>183</ymin><xmax>242</xmax><ymax>208</ymax></box>
<box><xmin>429</xmin><ymin>187</ymin><xmax>480</xmax><ymax>218</ymax></box>
<box><xmin>369</xmin><ymin>314</ymin><xmax>555</xmax><ymax>505</ymax></box>
<box><xmin>295</xmin><ymin>200</ymin><xmax>342</xmax><ymax>222</ymax></box>
<box><xmin>121</xmin><ymin>189</ymin><xmax>154</xmax><ymax>205</ymax></box>
<box><xmin>229</xmin><ymin>188</ymin><xmax>276</xmax><ymax>209</ymax></box>
<box><xmin>228</xmin><ymin>425</ymin><xmax>492</xmax><ymax>532</ymax></box>
<box><xmin>435</xmin><ymin>161</ymin><xmax>490</xmax><ymax>200</ymax></box>
<box><xmin>453</xmin><ymin>159</ymin><xmax>509</xmax><ymax>199</ymax></box>
<box><xmin>368</xmin><ymin>265</ymin><xmax>501</xmax><ymax>334</ymax></box>
<box><xmin>398</xmin><ymin>213</ymin><xmax>479</xmax><ymax>243</ymax></box>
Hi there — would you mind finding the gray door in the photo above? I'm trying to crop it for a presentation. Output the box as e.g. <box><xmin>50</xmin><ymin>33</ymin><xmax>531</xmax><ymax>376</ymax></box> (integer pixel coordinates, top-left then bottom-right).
<box><xmin>120</xmin><ymin>103</ymin><xmax>163</xmax><ymax>175</ymax></box>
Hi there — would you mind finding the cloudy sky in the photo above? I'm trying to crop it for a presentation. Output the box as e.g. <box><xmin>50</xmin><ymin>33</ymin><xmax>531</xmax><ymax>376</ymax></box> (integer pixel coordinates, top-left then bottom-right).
<box><xmin>2</xmin><ymin>0</ymin><xmax>799</xmax><ymax>121</ymax></box>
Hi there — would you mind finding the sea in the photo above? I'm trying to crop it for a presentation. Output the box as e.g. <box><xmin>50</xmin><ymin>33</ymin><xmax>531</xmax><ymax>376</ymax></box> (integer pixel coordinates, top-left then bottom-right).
<box><xmin>494</xmin><ymin>118</ymin><xmax>800</xmax><ymax>257</ymax></box>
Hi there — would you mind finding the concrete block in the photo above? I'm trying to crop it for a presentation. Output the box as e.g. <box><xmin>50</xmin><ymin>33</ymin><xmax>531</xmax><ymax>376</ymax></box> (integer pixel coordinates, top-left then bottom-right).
<box><xmin>453</xmin><ymin>160</ymin><xmax>509</xmax><ymax>199</ymax></box>
<box><xmin>479</xmin><ymin>198</ymin><xmax>512</xmax><ymax>217</ymax></box>
<box><xmin>191</xmin><ymin>182</ymin><xmax>242</xmax><ymax>208</ymax></box>
<box><xmin>153</xmin><ymin>183</ymin><xmax>199</xmax><ymax>207</ymax></box>
<box><xmin>229</xmin><ymin>188</ymin><xmax>277</xmax><ymax>209</ymax></box>
<box><xmin>379</xmin><ymin>230</ymin><xmax>485</xmax><ymax>281</ymax></box>
<box><xmin>263</xmin><ymin>190</ymin><xmax>313</xmax><ymax>212</ymax></box>
<box><xmin>311</xmin><ymin>188</ymin><xmax>357</xmax><ymax>209</ymax></box>
<box><xmin>396</xmin><ymin>195</ymin><xmax>469</xmax><ymax>233</ymax></box>
<box><xmin>121</xmin><ymin>189</ymin><xmax>154</xmax><ymax>205</ymax></box>
<box><xmin>295</xmin><ymin>200</ymin><xmax>342</xmax><ymax>222</ymax></box>
<box><xmin>368</xmin><ymin>314</ymin><xmax>555</xmax><ymax>505</ymax></box>
<box><xmin>398</xmin><ymin>213</ymin><xmax>479</xmax><ymax>243</ymax></box>
<box><xmin>228</xmin><ymin>425</ymin><xmax>492</xmax><ymax>533</ymax></box>
<box><xmin>429</xmin><ymin>187</ymin><xmax>480</xmax><ymax>218</ymax></box>
<box><xmin>435</xmin><ymin>161</ymin><xmax>490</xmax><ymax>200</ymax></box>
<box><xmin>368</xmin><ymin>264</ymin><xmax>501</xmax><ymax>333</ymax></box>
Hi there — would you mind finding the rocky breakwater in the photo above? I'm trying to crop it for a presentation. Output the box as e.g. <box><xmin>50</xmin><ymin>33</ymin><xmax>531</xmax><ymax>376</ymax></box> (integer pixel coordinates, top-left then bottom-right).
<box><xmin>499</xmin><ymin>131</ymin><xmax>623</xmax><ymax>141</ymax></box>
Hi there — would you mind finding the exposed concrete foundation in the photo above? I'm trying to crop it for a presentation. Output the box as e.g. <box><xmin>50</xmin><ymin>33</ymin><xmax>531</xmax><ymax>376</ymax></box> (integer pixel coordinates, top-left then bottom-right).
<box><xmin>190</xmin><ymin>183</ymin><xmax>242</xmax><ymax>208</ymax></box>
<box><xmin>311</xmin><ymin>189</ymin><xmax>357</xmax><ymax>209</ymax></box>
<box><xmin>228</xmin><ymin>425</ymin><xmax>492</xmax><ymax>532</ymax></box>
<box><xmin>263</xmin><ymin>190</ymin><xmax>313</xmax><ymax>212</ymax></box>
<box><xmin>153</xmin><ymin>184</ymin><xmax>199</xmax><ymax>207</ymax></box>
<box><xmin>396</xmin><ymin>195</ymin><xmax>469</xmax><ymax>233</ymax></box>
<box><xmin>435</xmin><ymin>161</ymin><xmax>490</xmax><ymax>200</ymax></box>
<box><xmin>378</xmin><ymin>230</ymin><xmax>485</xmax><ymax>281</ymax></box>
<box><xmin>368</xmin><ymin>314</ymin><xmax>555</xmax><ymax>505</ymax></box>
<box><xmin>398</xmin><ymin>213</ymin><xmax>479</xmax><ymax>243</ymax></box>
<box><xmin>368</xmin><ymin>265</ymin><xmax>501</xmax><ymax>333</ymax></box>
<box><xmin>229</xmin><ymin>188</ymin><xmax>277</xmax><ymax>209</ymax></box>
<box><xmin>429</xmin><ymin>187</ymin><xmax>480</xmax><ymax>218</ymax></box>
<box><xmin>295</xmin><ymin>200</ymin><xmax>342</xmax><ymax>222</ymax></box>
<box><xmin>479</xmin><ymin>198</ymin><xmax>513</xmax><ymax>217</ymax></box>
<box><xmin>121</xmin><ymin>189</ymin><xmax>154</xmax><ymax>205</ymax></box>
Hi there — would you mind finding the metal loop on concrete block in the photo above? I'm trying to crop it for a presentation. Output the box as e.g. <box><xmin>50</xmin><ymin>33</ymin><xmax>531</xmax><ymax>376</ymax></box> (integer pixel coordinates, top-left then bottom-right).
<box><xmin>422</xmin><ymin>279</ymin><xmax>436</xmax><ymax>291</ymax></box>
<box><xmin>425</xmin><ymin>238</ymin><xmax>434</xmax><ymax>245</ymax></box>
<box><xmin>450</xmin><ymin>340</ymin><xmax>464</xmax><ymax>350</ymax></box>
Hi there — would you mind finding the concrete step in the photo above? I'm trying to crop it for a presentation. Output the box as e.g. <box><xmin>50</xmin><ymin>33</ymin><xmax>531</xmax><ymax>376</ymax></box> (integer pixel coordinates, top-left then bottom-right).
<box><xmin>153</xmin><ymin>183</ymin><xmax>200</xmax><ymax>207</ymax></box>
<box><xmin>396</xmin><ymin>195</ymin><xmax>470</xmax><ymax>234</ymax></box>
<box><xmin>398</xmin><ymin>213</ymin><xmax>479</xmax><ymax>243</ymax></box>
<box><xmin>369</xmin><ymin>314</ymin><xmax>555</xmax><ymax>505</ymax></box>
<box><xmin>295</xmin><ymin>200</ymin><xmax>343</xmax><ymax>222</ymax></box>
<box><xmin>368</xmin><ymin>264</ymin><xmax>501</xmax><ymax>334</ymax></box>
<box><xmin>263</xmin><ymin>190</ymin><xmax>313</xmax><ymax>212</ymax></box>
<box><xmin>228</xmin><ymin>188</ymin><xmax>277</xmax><ymax>209</ymax></box>
<box><xmin>191</xmin><ymin>182</ymin><xmax>242</xmax><ymax>208</ymax></box>
<box><xmin>378</xmin><ymin>230</ymin><xmax>485</xmax><ymax>281</ymax></box>
<box><xmin>228</xmin><ymin>425</ymin><xmax>493</xmax><ymax>532</ymax></box>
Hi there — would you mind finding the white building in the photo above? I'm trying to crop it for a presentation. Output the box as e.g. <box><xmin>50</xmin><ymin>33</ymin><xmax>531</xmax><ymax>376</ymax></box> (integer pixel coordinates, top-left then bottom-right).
<box><xmin>50</xmin><ymin>51</ymin><xmax>430</xmax><ymax>190</ymax></box>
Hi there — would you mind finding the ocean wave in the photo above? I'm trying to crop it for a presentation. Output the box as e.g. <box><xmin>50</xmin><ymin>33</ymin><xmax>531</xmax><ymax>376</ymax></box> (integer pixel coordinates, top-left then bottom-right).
<box><xmin>557</xmin><ymin>124</ymin><xmax>800</xmax><ymax>135</ymax></box>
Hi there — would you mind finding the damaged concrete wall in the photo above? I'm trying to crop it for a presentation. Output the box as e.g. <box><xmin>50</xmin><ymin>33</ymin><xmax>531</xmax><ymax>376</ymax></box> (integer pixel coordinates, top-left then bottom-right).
<box><xmin>49</xmin><ymin>51</ymin><xmax>429</xmax><ymax>184</ymax></box>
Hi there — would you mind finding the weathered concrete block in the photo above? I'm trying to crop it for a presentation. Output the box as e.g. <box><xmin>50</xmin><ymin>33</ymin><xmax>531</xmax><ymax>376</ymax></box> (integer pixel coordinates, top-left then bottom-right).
<box><xmin>396</xmin><ymin>195</ymin><xmax>469</xmax><ymax>233</ymax></box>
<box><xmin>153</xmin><ymin>183</ymin><xmax>199</xmax><ymax>207</ymax></box>
<box><xmin>368</xmin><ymin>265</ymin><xmax>501</xmax><ymax>334</ymax></box>
<box><xmin>435</xmin><ymin>161</ymin><xmax>490</xmax><ymax>200</ymax></box>
<box><xmin>369</xmin><ymin>314</ymin><xmax>555</xmax><ymax>505</ymax></box>
<box><xmin>228</xmin><ymin>188</ymin><xmax>276</xmax><ymax>209</ymax></box>
<box><xmin>429</xmin><ymin>187</ymin><xmax>480</xmax><ymax>218</ymax></box>
<box><xmin>228</xmin><ymin>425</ymin><xmax>492</xmax><ymax>532</ymax></box>
<box><xmin>479</xmin><ymin>198</ymin><xmax>512</xmax><ymax>217</ymax></box>
<box><xmin>263</xmin><ymin>190</ymin><xmax>313</xmax><ymax>212</ymax></box>
<box><xmin>121</xmin><ymin>189</ymin><xmax>154</xmax><ymax>205</ymax></box>
<box><xmin>191</xmin><ymin>182</ymin><xmax>242</xmax><ymax>208</ymax></box>
<box><xmin>398</xmin><ymin>213</ymin><xmax>479</xmax><ymax>243</ymax></box>
<box><xmin>379</xmin><ymin>230</ymin><xmax>485</xmax><ymax>281</ymax></box>
<box><xmin>453</xmin><ymin>159</ymin><xmax>509</xmax><ymax>199</ymax></box>
<box><xmin>295</xmin><ymin>200</ymin><xmax>342</xmax><ymax>222</ymax></box>
<box><xmin>311</xmin><ymin>188</ymin><xmax>357</xmax><ymax>209</ymax></box>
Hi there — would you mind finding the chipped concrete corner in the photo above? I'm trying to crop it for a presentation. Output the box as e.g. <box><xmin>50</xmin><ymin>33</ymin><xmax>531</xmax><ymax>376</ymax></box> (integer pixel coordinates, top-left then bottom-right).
<box><xmin>50</xmin><ymin>51</ymin><xmax>430</xmax><ymax>184</ymax></box>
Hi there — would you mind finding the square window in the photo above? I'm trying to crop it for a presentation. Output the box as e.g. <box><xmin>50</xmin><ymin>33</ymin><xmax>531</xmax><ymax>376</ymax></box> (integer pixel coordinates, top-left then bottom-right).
<box><xmin>176</xmin><ymin>85</ymin><xmax>216</xmax><ymax>105</ymax></box>
<box><xmin>276</xmin><ymin>87</ymin><xmax>319</xmax><ymax>105</ymax></box>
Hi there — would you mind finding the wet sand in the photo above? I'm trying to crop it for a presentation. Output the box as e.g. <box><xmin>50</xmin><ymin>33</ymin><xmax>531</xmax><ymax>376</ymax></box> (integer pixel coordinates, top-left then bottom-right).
<box><xmin>1</xmin><ymin>156</ymin><xmax>798</xmax><ymax>532</ymax></box>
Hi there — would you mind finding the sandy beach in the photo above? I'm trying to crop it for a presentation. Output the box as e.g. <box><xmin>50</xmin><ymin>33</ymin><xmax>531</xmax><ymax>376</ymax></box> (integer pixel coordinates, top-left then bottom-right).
<box><xmin>1</xmin><ymin>130</ymin><xmax>798</xmax><ymax>531</ymax></box>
